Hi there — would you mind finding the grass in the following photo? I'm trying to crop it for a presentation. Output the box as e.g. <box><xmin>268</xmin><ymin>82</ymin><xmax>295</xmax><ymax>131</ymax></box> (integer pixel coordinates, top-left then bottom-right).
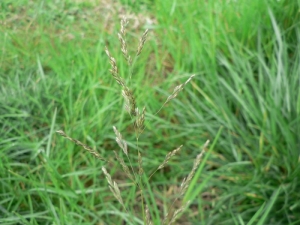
<box><xmin>1</xmin><ymin>0</ymin><xmax>300</xmax><ymax>224</ymax></box>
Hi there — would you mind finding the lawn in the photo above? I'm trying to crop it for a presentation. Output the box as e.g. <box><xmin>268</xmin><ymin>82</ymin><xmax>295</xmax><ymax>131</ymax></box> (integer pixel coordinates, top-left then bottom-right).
<box><xmin>0</xmin><ymin>0</ymin><xmax>299</xmax><ymax>224</ymax></box>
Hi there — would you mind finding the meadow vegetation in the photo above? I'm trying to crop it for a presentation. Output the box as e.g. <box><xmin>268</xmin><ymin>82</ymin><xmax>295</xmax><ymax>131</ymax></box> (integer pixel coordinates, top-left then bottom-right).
<box><xmin>0</xmin><ymin>0</ymin><xmax>299</xmax><ymax>224</ymax></box>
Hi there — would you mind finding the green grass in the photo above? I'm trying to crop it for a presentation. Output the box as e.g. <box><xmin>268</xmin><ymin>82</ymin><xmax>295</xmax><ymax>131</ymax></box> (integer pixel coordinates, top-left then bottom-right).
<box><xmin>1</xmin><ymin>0</ymin><xmax>300</xmax><ymax>224</ymax></box>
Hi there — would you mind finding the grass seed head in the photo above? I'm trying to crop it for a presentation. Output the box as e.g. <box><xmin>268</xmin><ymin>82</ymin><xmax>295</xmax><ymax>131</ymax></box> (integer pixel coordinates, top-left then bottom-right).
<box><xmin>180</xmin><ymin>140</ymin><xmax>210</xmax><ymax>196</ymax></box>
<box><xmin>114</xmin><ymin>151</ymin><xmax>134</xmax><ymax>181</ymax></box>
<box><xmin>134</xmin><ymin>106</ymin><xmax>146</xmax><ymax>133</ymax></box>
<box><xmin>113</xmin><ymin>126</ymin><xmax>128</xmax><ymax>155</ymax></box>
<box><xmin>102</xmin><ymin>167</ymin><xmax>125</xmax><ymax>208</ymax></box>
<box><xmin>122</xmin><ymin>87</ymin><xmax>137</xmax><ymax>116</ymax></box>
<box><xmin>158</xmin><ymin>145</ymin><xmax>183</xmax><ymax>170</ymax></box>
<box><xmin>166</xmin><ymin>74</ymin><xmax>195</xmax><ymax>104</ymax></box>
<box><xmin>137</xmin><ymin>29</ymin><xmax>149</xmax><ymax>56</ymax></box>
<box><xmin>56</xmin><ymin>130</ymin><xmax>106</xmax><ymax>161</ymax></box>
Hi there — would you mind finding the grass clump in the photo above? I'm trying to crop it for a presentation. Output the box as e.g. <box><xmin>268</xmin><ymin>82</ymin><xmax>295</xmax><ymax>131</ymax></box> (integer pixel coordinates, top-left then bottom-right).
<box><xmin>56</xmin><ymin>18</ymin><xmax>208</xmax><ymax>224</ymax></box>
<box><xmin>1</xmin><ymin>1</ymin><xmax>299</xmax><ymax>224</ymax></box>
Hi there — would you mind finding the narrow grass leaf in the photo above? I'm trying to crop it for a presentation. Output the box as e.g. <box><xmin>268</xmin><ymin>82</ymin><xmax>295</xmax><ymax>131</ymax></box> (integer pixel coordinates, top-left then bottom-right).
<box><xmin>46</xmin><ymin>107</ymin><xmax>57</xmax><ymax>157</ymax></box>
<box><xmin>247</xmin><ymin>202</ymin><xmax>266</xmax><ymax>225</ymax></box>
<box><xmin>183</xmin><ymin>126</ymin><xmax>223</xmax><ymax>202</ymax></box>
<box><xmin>256</xmin><ymin>186</ymin><xmax>282</xmax><ymax>225</ymax></box>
